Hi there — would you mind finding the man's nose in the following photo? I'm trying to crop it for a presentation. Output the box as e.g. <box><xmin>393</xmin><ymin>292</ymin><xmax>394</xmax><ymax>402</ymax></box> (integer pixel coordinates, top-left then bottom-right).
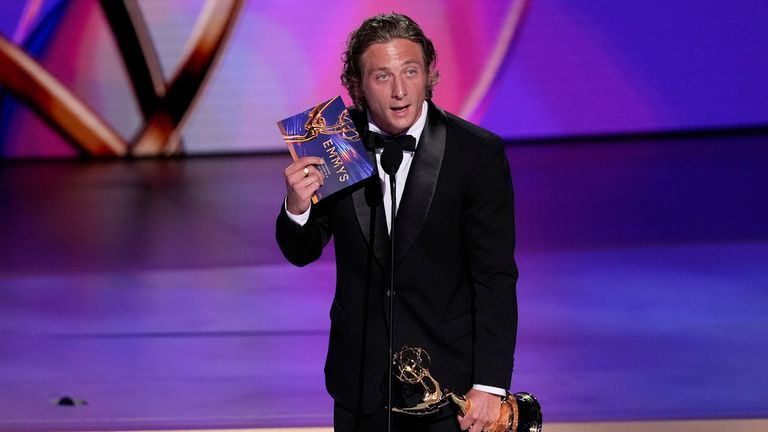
<box><xmin>392</xmin><ymin>77</ymin><xmax>406</xmax><ymax>99</ymax></box>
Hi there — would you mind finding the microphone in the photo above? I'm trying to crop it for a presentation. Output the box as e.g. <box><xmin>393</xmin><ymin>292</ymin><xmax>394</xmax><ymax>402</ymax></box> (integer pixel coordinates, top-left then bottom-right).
<box><xmin>374</xmin><ymin>131</ymin><xmax>414</xmax><ymax>176</ymax></box>
<box><xmin>380</xmin><ymin>140</ymin><xmax>404</xmax><ymax>176</ymax></box>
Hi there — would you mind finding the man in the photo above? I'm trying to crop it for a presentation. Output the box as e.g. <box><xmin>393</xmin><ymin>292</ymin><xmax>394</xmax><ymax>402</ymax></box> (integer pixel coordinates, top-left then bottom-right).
<box><xmin>276</xmin><ymin>13</ymin><xmax>517</xmax><ymax>432</ymax></box>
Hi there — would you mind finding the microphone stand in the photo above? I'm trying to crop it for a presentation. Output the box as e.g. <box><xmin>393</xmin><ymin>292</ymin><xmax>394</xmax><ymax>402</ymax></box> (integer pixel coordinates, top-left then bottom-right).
<box><xmin>380</xmin><ymin>141</ymin><xmax>403</xmax><ymax>432</ymax></box>
<box><xmin>387</xmin><ymin>171</ymin><xmax>396</xmax><ymax>432</ymax></box>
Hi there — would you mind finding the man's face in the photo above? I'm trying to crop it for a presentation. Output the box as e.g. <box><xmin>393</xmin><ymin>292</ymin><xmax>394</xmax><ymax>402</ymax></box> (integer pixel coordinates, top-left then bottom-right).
<box><xmin>358</xmin><ymin>38</ymin><xmax>427</xmax><ymax>136</ymax></box>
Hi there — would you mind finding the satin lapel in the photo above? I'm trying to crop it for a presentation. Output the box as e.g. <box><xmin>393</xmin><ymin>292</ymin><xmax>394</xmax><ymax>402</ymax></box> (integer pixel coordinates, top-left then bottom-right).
<box><xmin>394</xmin><ymin>102</ymin><xmax>446</xmax><ymax>267</ymax></box>
<box><xmin>352</xmin><ymin>128</ymin><xmax>388</xmax><ymax>266</ymax></box>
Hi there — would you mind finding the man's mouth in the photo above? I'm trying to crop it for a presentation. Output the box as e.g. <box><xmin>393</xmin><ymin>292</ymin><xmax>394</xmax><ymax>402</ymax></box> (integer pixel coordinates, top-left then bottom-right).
<box><xmin>391</xmin><ymin>104</ymin><xmax>410</xmax><ymax>113</ymax></box>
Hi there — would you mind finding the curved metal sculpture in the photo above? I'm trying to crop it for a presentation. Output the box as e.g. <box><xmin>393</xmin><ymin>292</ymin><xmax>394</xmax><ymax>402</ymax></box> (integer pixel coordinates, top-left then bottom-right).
<box><xmin>0</xmin><ymin>0</ymin><xmax>244</xmax><ymax>157</ymax></box>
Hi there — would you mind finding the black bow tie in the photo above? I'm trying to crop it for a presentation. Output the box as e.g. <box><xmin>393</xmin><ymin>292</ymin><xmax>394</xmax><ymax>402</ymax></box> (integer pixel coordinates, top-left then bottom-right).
<box><xmin>371</xmin><ymin>132</ymin><xmax>417</xmax><ymax>152</ymax></box>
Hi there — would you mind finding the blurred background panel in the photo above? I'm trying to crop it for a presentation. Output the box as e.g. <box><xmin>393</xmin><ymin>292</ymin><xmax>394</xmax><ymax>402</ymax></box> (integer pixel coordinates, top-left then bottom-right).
<box><xmin>1</xmin><ymin>0</ymin><xmax>766</xmax><ymax>158</ymax></box>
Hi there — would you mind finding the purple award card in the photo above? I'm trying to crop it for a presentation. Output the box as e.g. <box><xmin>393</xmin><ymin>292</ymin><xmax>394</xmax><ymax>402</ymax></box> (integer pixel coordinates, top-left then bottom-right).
<box><xmin>277</xmin><ymin>96</ymin><xmax>375</xmax><ymax>202</ymax></box>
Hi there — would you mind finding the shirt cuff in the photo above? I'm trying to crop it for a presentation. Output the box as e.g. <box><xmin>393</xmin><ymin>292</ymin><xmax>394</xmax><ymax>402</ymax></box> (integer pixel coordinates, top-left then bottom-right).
<box><xmin>472</xmin><ymin>384</ymin><xmax>507</xmax><ymax>397</ymax></box>
<box><xmin>284</xmin><ymin>197</ymin><xmax>311</xmax><ymax>226</ymax></box>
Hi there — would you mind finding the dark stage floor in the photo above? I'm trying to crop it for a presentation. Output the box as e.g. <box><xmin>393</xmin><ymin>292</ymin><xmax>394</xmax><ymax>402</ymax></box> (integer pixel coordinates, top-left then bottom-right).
<box><xmin>1</xmin><ymin>131</ymin><xmax>767</xmax><ymax>431</ymax></box>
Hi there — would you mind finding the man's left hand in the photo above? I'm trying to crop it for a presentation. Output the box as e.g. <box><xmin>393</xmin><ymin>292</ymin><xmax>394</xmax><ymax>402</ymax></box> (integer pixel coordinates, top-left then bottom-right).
<box><xmin>457</xmin><ymin>388</ymin><xmax>501</xmax><ymax>431</ymax></box>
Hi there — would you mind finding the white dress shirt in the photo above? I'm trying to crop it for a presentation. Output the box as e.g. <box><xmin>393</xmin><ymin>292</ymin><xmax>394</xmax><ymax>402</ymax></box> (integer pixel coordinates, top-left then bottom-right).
<box><xmin>368</xmin><ymin>100</ymin><xmax>428</xmax><ymax>232</ymax></box>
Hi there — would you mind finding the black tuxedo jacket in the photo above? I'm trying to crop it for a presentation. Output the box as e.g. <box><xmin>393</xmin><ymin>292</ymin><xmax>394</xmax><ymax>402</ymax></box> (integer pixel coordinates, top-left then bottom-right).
<box><xmin>276</xmin><ymin>101</ymin><xmax>518</xmax><ymax>412</ymax></box>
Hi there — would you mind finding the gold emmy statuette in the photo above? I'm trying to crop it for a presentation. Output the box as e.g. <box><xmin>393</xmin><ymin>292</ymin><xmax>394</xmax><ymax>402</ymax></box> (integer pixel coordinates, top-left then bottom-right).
<box><xmin>393</xmin><ymin>346</ymin><xmax>542</xmax><ymax>432</ymax></box>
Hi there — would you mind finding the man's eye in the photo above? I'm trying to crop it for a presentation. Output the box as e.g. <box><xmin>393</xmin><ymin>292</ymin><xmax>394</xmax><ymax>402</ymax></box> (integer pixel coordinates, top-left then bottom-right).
<box><xmin>376</xmin><ymin>74</ymin><xmax>389</xmax><ymax>81</ymax></box>
<box><xmin>406</xmin><ymin>69</ymin><xmax>418</xmax><ymax>76</ymax></box>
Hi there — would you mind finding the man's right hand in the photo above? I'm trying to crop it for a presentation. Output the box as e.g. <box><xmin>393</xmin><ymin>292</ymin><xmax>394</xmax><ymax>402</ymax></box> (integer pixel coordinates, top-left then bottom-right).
<box><xmin>285</xmin><ymin>156</ymin><xmax>325</xmax><ymax>215</ymax></box>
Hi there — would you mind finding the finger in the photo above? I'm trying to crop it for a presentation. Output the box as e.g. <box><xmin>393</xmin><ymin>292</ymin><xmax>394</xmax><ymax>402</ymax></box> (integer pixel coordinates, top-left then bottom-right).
<box><xmin>300</xmin><ymin>156</ymin><xmax>325</xmax><ymax>166</ymax></box>
<box><xmin>303</xmin><ymin>169</ymin><xmax>325</xmax><ymax>187</ymax></box>
<box><xmin>474</xmin><ymin>420</ymin><xmax>490</xmax><ymax>432</ymax></box>
<box><xmin>457</xmin><ymin>414</ymin><xmax>475</xmax><ymax>431</ymax></box>
<box><xmin>292</xmin><ymin>156</ymin><xmax>324</xmax><ymax>168</ymax></box>
<box><xmin>471</xmin><ymin>409</ymin><xmax>494</xmax><ymax>430</ymax></box>
<box><xmin>290</xmin><ymin>161</ymin><xmax>324</xmax><ymax>180</ymax></box>
<box><xmin>286</xmin><ymin>157</ymin><xmax>325</xmax><ymax>175</ymax></box>
<box><xmin>287</xmin><ymin>177</ymin><xmax>321</xmax><ymax>210</ymax></box>
<box><xmin>456</xmin><ymin>415</ymin><xmax>464</xmax><ymax>430</ymax></box>
<box><xmin>306</xmin><ymin>165</ymin><xmax>325</xmax><ymax>184</ymax></box>
<box><xmin>299</xmin><ymin>173</ymin><xmax>323</xmax><ymax>190</ymax></box>
<box><xmin>289</xmin><ymin>174</ymin><xmax>323</xmax><ymax>199</ymax></box>
<box><xmin>285</xmin><ymin>162</ymin><xmax>305</xmax><ymax>178</ymax></box>
<box><xmin>287</xmin><ymin>166</ymin><xmax>324</xmax><ymax>188</ymax></box>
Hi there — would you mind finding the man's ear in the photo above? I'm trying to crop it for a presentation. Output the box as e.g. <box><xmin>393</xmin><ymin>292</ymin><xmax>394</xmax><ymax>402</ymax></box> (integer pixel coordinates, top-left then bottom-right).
<box><xmin>352</xmin><ymin>82</ymin><xmax>366</xmax><ymax>109</ymax></box>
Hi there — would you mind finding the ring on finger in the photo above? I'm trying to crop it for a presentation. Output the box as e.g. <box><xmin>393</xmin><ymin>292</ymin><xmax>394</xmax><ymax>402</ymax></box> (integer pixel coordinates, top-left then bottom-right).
<box><xmin>303</xmin><ymin>167</ymin><xmax>310</xmax><ymax>177</ymax></box>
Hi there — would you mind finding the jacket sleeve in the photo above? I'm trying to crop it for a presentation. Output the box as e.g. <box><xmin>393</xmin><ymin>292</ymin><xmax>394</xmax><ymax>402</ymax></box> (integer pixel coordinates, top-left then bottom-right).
<box><xmin>275</xmin><ymin>202</ymin><xmax>332</xmax><ymax>267</ymax></box>
<box><xmin>463</xmin><ymin>134</ymin><xmax>518</xmax><ymax>390</ymax></box>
